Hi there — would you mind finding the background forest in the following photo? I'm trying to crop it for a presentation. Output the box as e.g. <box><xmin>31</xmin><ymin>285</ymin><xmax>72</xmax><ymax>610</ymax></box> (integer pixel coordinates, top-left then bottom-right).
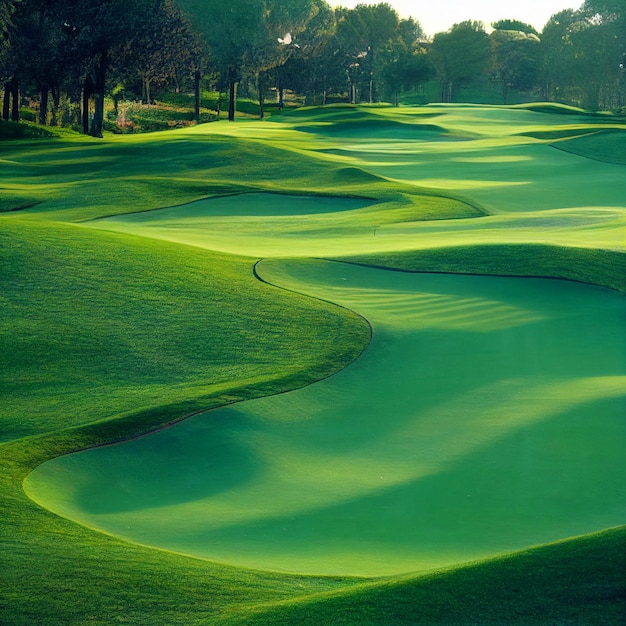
<box><xmin>0</xmin><ymin>0</ymin><xmax>625</xmax><ymax>137</ymax></box>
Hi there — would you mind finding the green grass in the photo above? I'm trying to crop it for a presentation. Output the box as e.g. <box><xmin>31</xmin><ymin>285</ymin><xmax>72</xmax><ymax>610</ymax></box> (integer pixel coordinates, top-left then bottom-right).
<box><xmin>220</xmin><ymin>526</ymin><xmax>626</xmax><ymax>625</ymax></box>
<box><xmin>26</xmin><ymin>259</ymin><xmax>626</xmax><ymax>577</ymax></box>
<box><xmin>0</xmin><ymin>220</ymin><xmax>369</xmax><ymax>441</ymax></box>
<box><xmin>0</xmin><ymin>118</ymin><xmax>54</xmax><ymax>140</ymax></box>
<box><xmin>345</xmin><ymin>243</ymin><xmax>626</xmax><ymax>293</ymax></box>
<box><xmin>1</xmin><ymin>103</ymin><xmax>625</xmax><ymax>624</ymax></box>
<box><xmin>551</xmin><ymin>128</ymin><xmax>626</xmax><ymax>165</ymax></box>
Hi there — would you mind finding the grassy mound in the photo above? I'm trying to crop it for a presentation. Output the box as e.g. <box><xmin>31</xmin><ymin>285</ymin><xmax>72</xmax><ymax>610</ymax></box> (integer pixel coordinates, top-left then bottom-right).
<box><xmin>345</xmin><ymin>243</ymin><xmax>626</xmax><ymax>293</ymax></box>
<box><xmin>0</xmin><ymin>119</ymin><xmax>54</xmax><ymax>140</ymax></box>
<box><xmin>1</xmin><ymin>219</ymin><xmax>369</xmax><ymax>441</ymax></box>
<box><xmin>514</xmin><ymin>102</ymin><xmax>593</xmax><ymax>116</ymax></box>
<box><xmin>223</xmin><ymin>526</ymin><xmax>626</xmax><ymax>625</ymax></box>
<box><xmin>295</xmin><ymin>119</ymin><xmax>449</xmax><ymax>138</ymax></box>
<box><xmin>551</xmin><ymin>129</ymin><xmax>626</xmax><ymax>165</ymax></box>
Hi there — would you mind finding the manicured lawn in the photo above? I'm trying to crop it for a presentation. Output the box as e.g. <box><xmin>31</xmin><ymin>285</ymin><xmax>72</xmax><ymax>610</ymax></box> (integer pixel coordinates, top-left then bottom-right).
<box><xmin>1</xmin><ymin>103</ymin><xmax>625</xmax><ymax>624</ymax></box>
<box><xmin>27</xmin><ymin>260</ymin><xmax>626</xmax><ymax>577</ymax></box>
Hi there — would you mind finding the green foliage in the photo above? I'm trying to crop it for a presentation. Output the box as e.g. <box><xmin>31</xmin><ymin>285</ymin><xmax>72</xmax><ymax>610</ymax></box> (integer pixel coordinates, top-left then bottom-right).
<box><xmin>491</xmin><ymin>18</ymin><xmax>539</xmax><ymax>35</ymax></box>
<box><xmin>430</xmin><ymin>21</ymin><xmax>491</xmax><ymax>102</ymax></box>
<box><xmin>490</xmin><ymin>29</ymin><xmax>540</xmax><ymax>104</ymax></box>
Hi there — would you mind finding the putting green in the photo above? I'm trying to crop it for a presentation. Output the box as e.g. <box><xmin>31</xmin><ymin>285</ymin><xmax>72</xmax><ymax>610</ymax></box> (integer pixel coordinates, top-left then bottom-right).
<box><xmin>25</xmin><ymin>260</ymin><xmax>626</xmax><ymax>576</ymax></box>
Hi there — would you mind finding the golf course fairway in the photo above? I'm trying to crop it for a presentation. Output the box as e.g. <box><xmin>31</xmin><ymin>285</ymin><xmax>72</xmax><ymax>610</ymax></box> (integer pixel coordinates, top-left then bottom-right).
<box><xmin>25</xmin><ymin>259</ymin><xmax>626</xmax><ymax>576</ymax></box>
<box><xmin>4</xmin><ymin>103</ymin><xmax>626</xmax><ymax>622</ymax></box>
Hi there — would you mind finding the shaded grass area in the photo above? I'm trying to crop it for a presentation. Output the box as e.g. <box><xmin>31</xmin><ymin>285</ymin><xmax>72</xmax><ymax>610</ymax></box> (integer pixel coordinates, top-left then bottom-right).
<box><xmin>220</xmin><ymin>526</ymin><xmax>626</xmax><ymax>625</ymax></box>
<box><xmin>0</xmin><ymin>119</ymin><xmax>54</xmax><ymax>140</ymax></box>
<box><xmin>344</xmin><ymin>243</ymin><xmax>626</xmax><ymax>294</ymax></box>
<box><xmin>551</xmin><ymin>129</ymin><xmax>626</xmax><ymax>166</ymax></box>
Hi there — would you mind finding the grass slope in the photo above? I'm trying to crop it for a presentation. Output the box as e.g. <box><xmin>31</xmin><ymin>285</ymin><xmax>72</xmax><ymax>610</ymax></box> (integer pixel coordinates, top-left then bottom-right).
<box><xmin>221</xmin><ymin>526</ymin><xmax>626</xmax><ymax>625</ymax></box>
<box><xmin>0</xmin><ymin>219</ymin><xmax>369</xmax><ymax>441</ymax></box>
<box><xmin>0</xmin><ymin>224</ymin><xmax>369</xmax><ymax>624</ymax></box>
<box><xmin>1</xmin><ymin>104</ymin><xmax>625</xmax><ymax>624</ymax></box>
<box><xmin>345</xmin><ymin>243</ymin><xmax>626</xmax><ymax>293</ymax></box>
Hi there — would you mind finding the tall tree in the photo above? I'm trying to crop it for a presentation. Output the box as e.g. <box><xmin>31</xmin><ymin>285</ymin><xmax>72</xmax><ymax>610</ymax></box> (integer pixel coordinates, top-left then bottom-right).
<box><xmin>490</xmin><ymin>26</ymin><xmax>540</xmax><ymax>103</ymax></box>
<box><xmin>0</xmin><ymin>0</ymin><xmax>16</xmax><ymax>59</ymax></box>
<box><xmin>541</xmin><ymin>4</ymin><xmax>625</xmax><ymax>109</ymax></box>
<box><xmin>76</xmin><ymin>0</ymin><xmax>157</xmax><ymax>136</ymax></box>
<box><xmin>539</xmin><ymin>9</ymin><xmax>580</xmax><ymax>101</ymax></box>
<box><xmin>277</xmin><ymin>1</ymin><xmax>338</xmax><ymax>106</ymax></box>
<box><xmin>581</xmin><ymin>0</ymin><xmax>626</xmax><ymax>108</ymax></box>
<box><xmin>381</xmin><ymin>17</ymin><xmax>432</xmax><ymax>105</ymax></box>
<box><xmin>249</xmin><ymin>0</ymin><xmax>320</xmax><ymax>117</ymax></box>
<box><xmin>430</xmin><ymin>21</ymin><xmax>490</xmax><ymax>102</ymax></box>
<box><xmin>177</xmin><ymin>0</ymin><xmax>264</xmax><ymax>120</ymax></box>
<box><xmin>334</xmin><ymin>3</ymin><xmax>399</xmax><ymax>103</ymax></box>
<box><xmin>123</xmin><ymin>0</ymin><xmax>203</xmax><ymax>107</ymax></box>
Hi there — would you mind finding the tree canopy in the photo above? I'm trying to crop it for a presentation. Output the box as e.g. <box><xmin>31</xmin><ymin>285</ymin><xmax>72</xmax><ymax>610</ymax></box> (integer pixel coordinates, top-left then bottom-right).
<box><xmin>2</xmin><ymin>0</ymin><xmax>623</xmax><ymax>135</ymax></box>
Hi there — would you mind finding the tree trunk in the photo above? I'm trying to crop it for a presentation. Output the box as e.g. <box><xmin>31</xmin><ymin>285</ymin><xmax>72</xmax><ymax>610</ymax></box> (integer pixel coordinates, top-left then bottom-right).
<box><xmin>194</xmin><ymin>70</ymin><xmax>201</xmax><ymax>121</ymax></box>
<box><xmin>90</xmin><ymin>53</ymin><xmax>108</xmax><ymax>138</ymax></box>
<box><xmin>145</xmin><ymin>78</ymin><xmax>151</xmax><ymax>106</ymax></box>
<box><xmin>2</xmin><ymin>82</ymin><xmax>10</xmax><ymax>120</ymax></box>
<box><xmin>50</xmin><ymin>87</ymin><xmax>60</xmax><ymax>126</ymax></box>
<box><xmin>228</xmin><ymin>68</ymin><xmax>237</xmax><ymax>122</ymax></box>
<box><xmin>10</xmin><ymin>77</ymin><xmax>19</xmax><ymax>122</ymax></box>
<box><xmin>82</xmin><ymin>78</ymin><xmax>91</xmax><ymax>134</ymax></box>
<box><xmin>40</xmin><ymin>86</ymin><xmax>49</xmax><ymax>125</ymax></box>
<box><xmin>258</xmin><ymin>72</ymin><xmax>265</xmax><ymax>119</ymax></box>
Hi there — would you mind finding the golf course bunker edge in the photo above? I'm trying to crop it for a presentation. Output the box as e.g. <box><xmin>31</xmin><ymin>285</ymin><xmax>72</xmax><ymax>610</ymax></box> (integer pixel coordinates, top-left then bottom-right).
<box><xmin>24</xmin><ymin>260</ymin><xmax>626</xmax><ymax>577</ymax></box>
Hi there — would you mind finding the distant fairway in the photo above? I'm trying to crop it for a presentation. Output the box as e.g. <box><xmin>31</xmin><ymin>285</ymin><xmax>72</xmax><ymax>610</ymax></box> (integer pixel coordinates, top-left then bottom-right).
<box><xmin>3</xmin><ymin>103</ymin><xmax>626</xmax><ymax>623</ymax></box>
<box><xmin>26</xmin><ymin>260</ymin><xmax>626</xmax><ymax>576</ymax></box>
<box><xmin>89</xmin><ymin>104</ymin><xmax>626</xmax><ymax>258</ymax></box>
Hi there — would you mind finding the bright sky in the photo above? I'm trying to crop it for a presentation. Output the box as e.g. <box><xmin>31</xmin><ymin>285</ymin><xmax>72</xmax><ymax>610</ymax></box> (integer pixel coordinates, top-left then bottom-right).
<box><xmin>326</xmin><ymin>0</ymin><xmax>585</xmax><ymax>36</ymax></box>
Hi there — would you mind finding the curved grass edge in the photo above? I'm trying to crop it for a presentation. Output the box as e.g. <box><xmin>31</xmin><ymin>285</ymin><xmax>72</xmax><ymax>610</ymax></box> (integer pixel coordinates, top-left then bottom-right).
<box><xmin>338</xmin><ymin>243</ymin><xmax>626</xmax><ymax>294</ymax></box>
<box><xmin>217</xmin><ymin>525</ymin><xmax>626</xmax><ymax>625</ymax></box>
<box><xmin>2</xmin><ymin>303</ymin><xmax>372</xmax><ymax>625</ymax></box>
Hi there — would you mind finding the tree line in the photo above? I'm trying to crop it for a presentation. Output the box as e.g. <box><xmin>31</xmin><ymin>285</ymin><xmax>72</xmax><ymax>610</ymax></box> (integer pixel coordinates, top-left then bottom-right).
<box><xmin>1</xmin><ymin>0</ymin><xmax>624</xmax><ymax>137</ymax></box>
